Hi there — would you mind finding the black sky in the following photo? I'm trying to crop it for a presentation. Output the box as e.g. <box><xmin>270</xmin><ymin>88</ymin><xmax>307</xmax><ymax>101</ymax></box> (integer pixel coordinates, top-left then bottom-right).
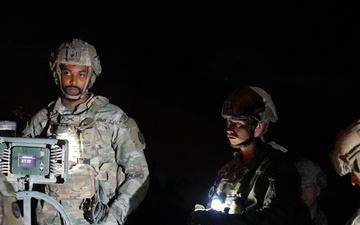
<box><xmin>1</xmin><ymin>1</ymin><xmax>360</xmax><ymax>225</ymax></box>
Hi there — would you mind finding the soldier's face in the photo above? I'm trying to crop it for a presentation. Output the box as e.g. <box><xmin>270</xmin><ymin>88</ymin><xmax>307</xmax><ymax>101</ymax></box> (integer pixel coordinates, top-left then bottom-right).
<box><xmin>300</xmin><ymin>183</ymin><xmax>319</xmax><ymax>208</ymax></box>
<box><xmin>226</xmin><ymin>119</ymin><xmax>251</xmax><ymax>146</ymax></box>
<box><xmin>60</xmin><ymin>64</ymin><xmax>89</xmax><ymax>96</ymax></box>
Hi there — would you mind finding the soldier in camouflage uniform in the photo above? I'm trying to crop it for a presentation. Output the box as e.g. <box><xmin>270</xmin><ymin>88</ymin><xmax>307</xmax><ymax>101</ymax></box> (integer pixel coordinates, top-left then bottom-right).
<box><xmin>296</xmin><ymin>159</ymin><xmax>328</xmax><ymax>225</ymax></box>
<box><xmin>0</xmin><ymin>172</ymin><xmax>23</xmax><ymax>225</ymax></box>
<box><xmin>187</xmin><ymin>86</ymin><xmax>314</xmax><ymax>225</ymax></box>
<box><xmin>330</xmin><ymin>119</ymin><xmax>360</xmax><ymax>225</ymax></box>
<box><xmin>22</xmin><ymin>39</ymin><xmax>149</xmax><ymax>225</ymax></box>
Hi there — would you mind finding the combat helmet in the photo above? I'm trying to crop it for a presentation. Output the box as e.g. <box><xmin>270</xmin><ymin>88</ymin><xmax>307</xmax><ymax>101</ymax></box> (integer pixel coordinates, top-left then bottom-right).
<box><xmin>222</xmin><ymin>86</ymin><xmax>277</xmax><ymax>133</ymax></box>
<box><xmin>221</xmin><ymin>86</ymin><xmax>277</xmax><ymax>149</ymax></box>
<box><xmin>296</xmin><ymin>159</ymin><xmax>327</xmax><ymax>189</ymax></box>
<box><xmin>49</xmin><ymin>39</ymin><xmax>102</xmax><ymax>101</ymax></box>
<box><xmin>330</xmin><ymin>119</ymin><xmax>360</xmax><ymax>177</ymax></box>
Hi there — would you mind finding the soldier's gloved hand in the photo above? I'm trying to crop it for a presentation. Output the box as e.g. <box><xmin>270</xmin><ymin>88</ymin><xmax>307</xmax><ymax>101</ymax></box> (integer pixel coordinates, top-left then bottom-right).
<box><xmin>187</xmin><ymin>209</ymin><xmax>222</xmax><ymax>225</ymax></box>
<box><xmin>109</xmin><ymin>200</ymin><xmax>124</xmax><ymax>224</ymax></box>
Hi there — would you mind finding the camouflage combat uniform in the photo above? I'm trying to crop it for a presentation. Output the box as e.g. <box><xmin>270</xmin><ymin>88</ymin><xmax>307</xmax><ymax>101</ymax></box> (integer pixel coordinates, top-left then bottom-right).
<box><xmin>22</xmin><ymin>93</ymin><xmax>149</xmax><ymax>225</ymax></box>
<box><xmin>0</xmin><ymin>172</ymin><xmax>23</xmax><ymax>225</ymax></box>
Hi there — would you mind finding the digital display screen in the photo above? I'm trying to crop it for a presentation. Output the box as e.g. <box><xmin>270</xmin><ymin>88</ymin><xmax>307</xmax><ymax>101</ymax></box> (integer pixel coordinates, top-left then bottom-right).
<box><xmin>11</xmin><ymin>146</ymin><xmax>50</xmax><ymax>175</ymax></box>
<box><xmin>18</xmin><ymin>153</ymin><xmax>36</xmax><ymax>168</ymax></box>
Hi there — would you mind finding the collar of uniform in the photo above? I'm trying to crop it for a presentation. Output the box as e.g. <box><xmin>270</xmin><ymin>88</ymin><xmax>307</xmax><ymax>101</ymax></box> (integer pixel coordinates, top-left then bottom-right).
<box><xmin>54</xmin><ymin>93</ymin><xmax>95</xmax><ymax>115</ymax></box>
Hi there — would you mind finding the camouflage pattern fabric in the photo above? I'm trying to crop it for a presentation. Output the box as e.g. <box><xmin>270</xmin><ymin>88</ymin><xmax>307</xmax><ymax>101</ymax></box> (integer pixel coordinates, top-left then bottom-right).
<box><xmin>36</xmin><ymin>199</ymin><xmax>118</xmax><ymax>225</ymax></box>
<box><xmin>23</xmin><ymin>94</ymin><xmax>149</xmax><ymax>225</ymax></box>
<box><xmin>47</xmin><ymin>164</ymin><xmax>96</xmax><ymax>200</ymax></box>
<box><xmin>0</xmin><ymin>172</ymin><xmax>23</xmax><ymax>225</ymax></box>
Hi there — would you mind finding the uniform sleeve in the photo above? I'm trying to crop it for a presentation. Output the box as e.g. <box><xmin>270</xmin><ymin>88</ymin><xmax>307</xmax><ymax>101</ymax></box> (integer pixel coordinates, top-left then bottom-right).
<box><xmin>22</xmin><ymin>113</ymin><xmax>46</xmax><ymax>138</ymax></box>
<box><xmin>109</xmin><ymin>114</ymin><xmax>149</xmax><ymax>224</ymax></box>
<box><xmin>22</xmin><ymin>102</ymin><xmax>54</xmax><ymax>138</ymax></box>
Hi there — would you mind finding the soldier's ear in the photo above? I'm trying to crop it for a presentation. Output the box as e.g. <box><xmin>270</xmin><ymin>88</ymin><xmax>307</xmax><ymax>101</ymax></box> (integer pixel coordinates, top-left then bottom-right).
<box><xmin>254</xmin><ymin>122</ymin><xmax>265</xmax><ymax>137</ymax></box>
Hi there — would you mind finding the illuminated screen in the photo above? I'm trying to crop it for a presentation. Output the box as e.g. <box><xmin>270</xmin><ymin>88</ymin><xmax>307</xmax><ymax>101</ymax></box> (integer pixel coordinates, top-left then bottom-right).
<box><xmin>11</xmin><ymin>146</ymin><xmax>50</xmax><ymax>175</ymax></box>
<box><xmin>18</xmin><ymin>153</ymin><xmax>36</xmax><ymax>168</ymax></box>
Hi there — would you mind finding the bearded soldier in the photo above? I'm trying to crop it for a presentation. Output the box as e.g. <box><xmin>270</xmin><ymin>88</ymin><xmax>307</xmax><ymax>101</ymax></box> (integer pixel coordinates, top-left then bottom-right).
<box><xmin>22</xmin><ymin>39</ymin><xmax>149</xmax><ymax>225</ymax></box>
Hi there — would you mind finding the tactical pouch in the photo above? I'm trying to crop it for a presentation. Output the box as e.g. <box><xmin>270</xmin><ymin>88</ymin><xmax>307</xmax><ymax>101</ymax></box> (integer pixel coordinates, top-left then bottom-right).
<box><xmin>99</xmin><ymin>163</ymin><xmax>124</xmax><ymax>199</ymax></box>
<box><xmin>47</xmin><ymin>164</ymin><xmax>96</xmax><ymax>200</ymax></box>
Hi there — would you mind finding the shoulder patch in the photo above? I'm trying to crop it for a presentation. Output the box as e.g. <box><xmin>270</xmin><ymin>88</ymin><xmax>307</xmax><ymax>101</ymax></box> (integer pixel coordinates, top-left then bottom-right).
<box><xmin>122</xmin><ymin>117</ymin><xmax>146</xmax><ymax>149</ymax></box>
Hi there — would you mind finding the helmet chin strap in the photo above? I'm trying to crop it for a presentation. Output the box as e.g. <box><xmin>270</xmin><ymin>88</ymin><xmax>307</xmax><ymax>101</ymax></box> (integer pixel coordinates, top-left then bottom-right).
<box><xmin>230</xmin><ymin>137</ymin><xmax>255</xmax><ymax>149</ymax></box>
<box><xmin>62</xmin><ymin>89</ymin><xmax>89</xmax><ymax>102</ymax></box>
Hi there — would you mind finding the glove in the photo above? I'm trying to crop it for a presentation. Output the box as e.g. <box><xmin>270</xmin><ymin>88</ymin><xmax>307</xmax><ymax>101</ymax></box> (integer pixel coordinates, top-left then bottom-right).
<box><xmin>82</xmin><ymin>198</ymin><xmax>109</xmax><ymax>224</ymax></box>
<box><xmin>187</xmin><ymin>209</ymin><xmax>222</xmax><ymax>225</ymax></box>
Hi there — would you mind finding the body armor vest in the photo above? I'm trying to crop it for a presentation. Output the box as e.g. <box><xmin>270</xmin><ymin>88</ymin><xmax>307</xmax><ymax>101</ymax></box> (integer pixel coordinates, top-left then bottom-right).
<box><xmin>43</xmin><ymin>97</ymin><xmax>107</xmax><ymax>201</ymax></box>
<box><xmin>208</xmin><ymin>152</ymin><xmax>252</xmax><ymax>214</ymax></box>
<box><xmin>208</xmin><ymin>146</ymin><xmax>275</xmax><ymax>215</ymax></box>
<box><xmin>48</xmin><ymin>114</ymin><xmax>97</xmax><ymax>168</ymax></box>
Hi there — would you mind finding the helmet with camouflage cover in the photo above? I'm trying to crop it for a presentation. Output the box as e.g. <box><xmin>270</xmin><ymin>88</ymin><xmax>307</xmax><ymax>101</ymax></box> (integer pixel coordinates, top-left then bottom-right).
<box><xmin>221</xmin><ymin>86</ymin><xmax>277</xmax><ymax>134</ymax></box>
<box><xmin>49</xmin><ymin>38</ymin><xmax>102</xmax><ymax>101</ymax></box>
<box><xmin>296</xmin><ymin>159</ymin><xmax>327</xmax><ymax>189</ymax></box>
<box><xmin>330</xmin><ymin>119</ymin><xmax>360</xmax><ymax>178</ymax></box>
<box><xmin>0</xmin><ymin>172</ymin><xmax>22</xmax><ymax>225</ymax></box>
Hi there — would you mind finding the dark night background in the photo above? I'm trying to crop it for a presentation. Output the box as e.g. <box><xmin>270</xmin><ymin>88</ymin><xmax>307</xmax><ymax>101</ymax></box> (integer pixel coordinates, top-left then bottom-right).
<box><xmin>1</xmin><ymin>1</ymin><xmax>359</xmax><ymax>225</ymax></box>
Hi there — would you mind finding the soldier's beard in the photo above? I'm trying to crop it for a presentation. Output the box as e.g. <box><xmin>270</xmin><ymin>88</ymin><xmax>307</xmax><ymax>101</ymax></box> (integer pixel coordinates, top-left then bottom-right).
<box><xmin>64</xmin><ymin>86</ymin><xmax>82</xmax><ymax>96</ymax></box>
<box><xmin>62</xmin><ymin>86</ymin><xmax>87</xmax><ymax>102</ymax></box>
